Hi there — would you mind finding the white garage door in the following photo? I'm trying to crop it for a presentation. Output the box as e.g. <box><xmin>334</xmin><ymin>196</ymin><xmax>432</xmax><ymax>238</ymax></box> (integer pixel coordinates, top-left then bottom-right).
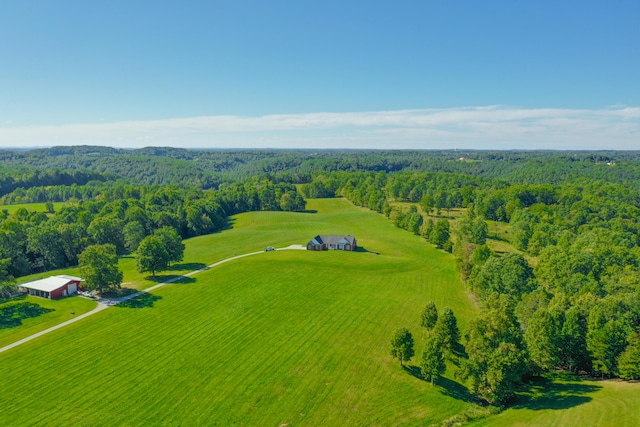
<box><xmin>67</xmin><ymin>282</ymin><xmax>77</xmax><ymax>295</ymax></box>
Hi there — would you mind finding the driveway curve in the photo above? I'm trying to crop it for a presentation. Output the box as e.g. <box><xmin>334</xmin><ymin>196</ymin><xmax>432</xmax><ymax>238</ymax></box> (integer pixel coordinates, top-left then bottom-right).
<box><xmin>0</xmin><ymin>244</ymin><xmax>306</xmax><ymax>354</ymax></box>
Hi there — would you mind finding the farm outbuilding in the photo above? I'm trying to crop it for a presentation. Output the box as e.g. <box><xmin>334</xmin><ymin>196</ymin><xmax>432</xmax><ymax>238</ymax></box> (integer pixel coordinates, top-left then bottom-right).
<box><xmin>19</xmin><ymin>275</ymin><xmax>84</xmax><ymax>299</ymax></box>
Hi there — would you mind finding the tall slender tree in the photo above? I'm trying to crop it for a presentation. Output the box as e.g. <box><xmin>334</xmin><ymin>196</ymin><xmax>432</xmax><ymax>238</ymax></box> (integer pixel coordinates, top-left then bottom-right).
<box><xmin>421</xmin><ymin>335</ymin><xmax>446</xmax><ymax>385</ymax></box>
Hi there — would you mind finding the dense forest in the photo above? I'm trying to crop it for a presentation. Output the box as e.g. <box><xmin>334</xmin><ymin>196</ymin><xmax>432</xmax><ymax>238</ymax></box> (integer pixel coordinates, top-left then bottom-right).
<box><xmin>1</xmin><ymin>146</ymin><xmax>639</xmax><ymax>405</ymax></box>
<box><xmin>3</xmin><ymin>146</ymin><xmax>640</xmax><ymax>194</ymax></box>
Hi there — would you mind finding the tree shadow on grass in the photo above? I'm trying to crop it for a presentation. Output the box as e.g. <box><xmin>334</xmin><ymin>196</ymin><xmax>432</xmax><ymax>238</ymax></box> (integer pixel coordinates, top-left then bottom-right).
<box><xmin>0</xmin><ymin>302</ymin><xmax>54</xmax><ymax>329</ymax></box>
<box><xmin>0</xmin><ymin>294</ymin><xmax>26</xmax><ymax>304</ymax></box>
<box><xmin>402</xmin><ymin>364</ymin><xmax>424</xmax><ymax>380</ymax></box>
<box><xmin>402</xmin><ymin>364</ymin><xmax>474</xmax><ymax>402</ymax></box>
<box><xmin>438</xmin><ymin>376</ymin><xmax>475</xmax><ymax>402</ymax></box>
<box><xmin>145</xmin><ymin>275</ymin><xmax>196</xmax><ymax>284</ymax></box>
<box><xmin>355</xmin><ymin>246</ymin><xmax>381</xmax><ymax>255</ymax></box>
<box><xmin>511</xmin><ymin>376</ymin><xmax>600</xmax><ymax>411</ymax></box>
<box><xmin>100</xmin><ymin>287</ymin><xmax>138</xmax><ymax>298</ymax></box>
<box><xmin>168</xmin><ymin>263</ymin><xmax>207</xmax><ymax>272</ymax></box>
<box><xmin>116</xmin><ymin>293</ymin><xmax>162</xmax><ymax>309</ymax></box>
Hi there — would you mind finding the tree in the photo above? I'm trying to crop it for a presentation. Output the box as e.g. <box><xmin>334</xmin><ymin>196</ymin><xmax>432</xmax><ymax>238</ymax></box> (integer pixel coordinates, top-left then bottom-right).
<box><xmin>617</xmin><ymin>331</ymin><xmax>640</xmax><ymax>380</ymax></box>
<box><xmin>420</xmin><ymin>194</ymin><xmax>434</xmax><ymax>215</ymax></box>
<box><xmin>459</xmin><ymin>294</ymin><xmax>529</xmax><ymax>405</ymax></box>
<box><xmin>430</xmin><ymin>219</ymin><xmax>450</xmax><ymax>248</ymax></box>
<box><xmin>470</xmin><ymin>244</ymin><xmax>491</xmax><ymax>268</ymax></box>
<box><xmin>588</xmin><ymin>318</ymin><xmax>627</xmax><ymax>377</ymax></box>
<box><xmin>78</xmin><ymin>244</ymin><xmax>123</xmax><ymax>294</ymax></box>
<box><xmin>390</xmin><ymin>328</ymin><xmax>415</xmax><ymax>366</ymax></box>
<box><xmin>434</xmin><ymin>307</ymin><xmax>461</xmax><ymax>353</ymax></box>
<box><xmin>525</xmin><ymin>309</ymin><xmax>560</xmax><ymax>371</ymax></box>
<box><xmin>279</xmin><ymin>190</ymin><xmax>306</xmax><ymax>211</ymax></box>
<box><xmin>421</xmin><ymin>218</ymin><xmax>434</xmax><ymax>240</ymax></box>
<box><xmin>124</xmin><ymin>221</ymin><xmax>147</xmax><ymax>252</ymax></box>
<box><xmin>404</xmin><ymin>206</ymin><xmax>423</xmax><ymax>235</ymax></box>
<box><xmin>421</xmin><ymin>301</ymin><xmax>438</xmax><ymax>330</ymax></box>
<box><xmin>560</xmin><ymin>307</ymin><xmax>590</xmax><ymax>372</ymax></box>
<box><xmin>0</xmin><ymin>258</ymin><xmax>16</xmax><ymax>298</ymax></box>
<box><xmin>469</xmin><ymin>253</ymin><xmax>535</xmax><ymax>300</ymax></box>
<box><xmin>421</xmin><ymin>335</ymin><xmax>446</xmax><ymax>385</ymax></box>
<box><xmin>470</xmin><ymin>218</ymin><xmax>488</xmax><ymax>245</ymax></box>
<box><xmin>27</xmin><ymin>225</ymin><xmax>65</xmax><ymax>271</ymax></box>
<box><xmin>87</xmin><ymin>215</ymin><xmax>125</xmax><ymax>254</ymax></box>
<box><xmin>153</xmin><ymin>226</ymin><xmax>185</xmax><ymax>265</ymax></box>
<box><xmin>136</xmin><ymin>235</ymin><xmax>170</xmax><ymax>277</ymax></box>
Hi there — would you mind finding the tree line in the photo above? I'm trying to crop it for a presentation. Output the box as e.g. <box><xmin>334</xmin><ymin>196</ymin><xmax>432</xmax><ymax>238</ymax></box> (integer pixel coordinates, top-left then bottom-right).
<box><xmin>0</xmin><ymin>178</ymin><xmax>305</xmax><ymax>289</ymax></box>
<box><xmin>319</xmin><ymin>170</ymin><xmax>640</xmax><ymax>403</ymax></box>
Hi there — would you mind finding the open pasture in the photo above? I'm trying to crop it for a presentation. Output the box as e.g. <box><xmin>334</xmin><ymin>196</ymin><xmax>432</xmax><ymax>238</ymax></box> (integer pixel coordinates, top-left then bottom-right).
<box><xmin>0</xmin><ymin>295</ymin><xmax>96</xmax><ymax>348</ymax></box>
<box><xmin>0</xmin><ymin>198</ymin><xmax>478</xmax><ymax>426</ymax></box>
<box><xmin>469</xmin><ymin>376</ymin><xmax>640</xmax><ymax>427</ymax></box>
<box><xmin>0</xmin><ymin>201</ymin><xmax>66</xmax><ymax>214</ymax></box>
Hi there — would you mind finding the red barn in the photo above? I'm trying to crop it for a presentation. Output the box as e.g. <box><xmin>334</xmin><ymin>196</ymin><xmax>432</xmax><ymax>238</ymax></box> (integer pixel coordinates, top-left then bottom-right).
<box><xmin>19</xmin><ymin>275</ymin><xmax>84</xmax><ymax>299</ymax></box>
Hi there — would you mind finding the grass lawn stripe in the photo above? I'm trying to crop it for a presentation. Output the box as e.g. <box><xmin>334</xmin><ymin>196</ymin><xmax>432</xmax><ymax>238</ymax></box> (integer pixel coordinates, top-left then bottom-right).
<box><xmin>1</xmin><ymin>198</ymin><xmax>636</xmax><ymax>425</ymax></box>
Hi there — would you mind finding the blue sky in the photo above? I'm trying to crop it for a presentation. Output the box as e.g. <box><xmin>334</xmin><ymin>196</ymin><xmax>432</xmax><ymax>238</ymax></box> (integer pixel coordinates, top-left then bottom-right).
<box><xmin>0</xmin><ymin>0</ymin><xmax>638</xmax><ymax>149</ymax></box>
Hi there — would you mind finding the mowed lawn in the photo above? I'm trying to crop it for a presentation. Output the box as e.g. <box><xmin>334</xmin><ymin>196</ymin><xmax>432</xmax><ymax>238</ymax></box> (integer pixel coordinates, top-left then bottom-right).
<box><xmin>0</xmin><ymin>296</ymin><xmax>97</xmax><ymax>348</ymax></box>
<box><xmin>470</xmin><ymin>378</ymin><xmax>640</xmax><ymax>427</ymax></box>
<box><xmin>0</xmin><ymin>198</ymin><xmax>478</xmax><ymax>426</ymax></box>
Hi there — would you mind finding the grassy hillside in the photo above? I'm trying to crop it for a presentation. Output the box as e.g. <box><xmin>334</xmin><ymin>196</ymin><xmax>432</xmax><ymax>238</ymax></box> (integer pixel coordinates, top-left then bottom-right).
<box><xmin>0</xmin><ymin>198</ymin><xmax>479</xmax><ymax>426</ymax></box>
<box><xmin>469</xmin><ymin>376</ymin><xmax>640</xmax><ymax>427</ymax></box>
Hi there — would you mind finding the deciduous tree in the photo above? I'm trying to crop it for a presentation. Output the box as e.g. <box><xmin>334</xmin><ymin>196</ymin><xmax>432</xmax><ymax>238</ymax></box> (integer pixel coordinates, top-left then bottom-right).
<box><xmin>79</xmin><ymin>244</ymin><xmax>123</xmax><ymax>294</ymax></box>
<box><xmin>124</xmin><ymin>221</ymin><xmax>147</xmax><ymax>252</ymax></box>
<box><xmin>459</xmin><ymin>294</ymin><xmax>529</xmax><ymax>405</ymax></box>
<box><xmin>153</xmin><ymin>226</ymin><xmax>185</xmax><ymax>265</ymax></box>
<box><xmin>136</xmin><ymin>236</ymin><xmax>170</xmax><ymax>277</ymax></box>
<box><xmin>617</xmin><ymin>331</ymin><xmax>640</xmax><ymax>380</ymax></box>
<box><xmin>390</xmin><ymin>328</ymin><xmax>415</xmax><ymax>366</ymax></box>
<box><xmin>525</xmin><ymin>309</ymin><xmax>560</xmax><ymax>371</ymax></box>
<box><xmin>430</xmin><ymin>219</ymin><xmax>450</xmax><ymax>248</ymax></box>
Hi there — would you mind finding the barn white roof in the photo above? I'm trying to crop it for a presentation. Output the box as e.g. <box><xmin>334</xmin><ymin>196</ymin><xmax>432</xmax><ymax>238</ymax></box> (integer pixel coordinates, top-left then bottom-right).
<box><xmin>19</xmin><ymin>275</ymin><xmax>84</xmax><ymax>292</ymax></box>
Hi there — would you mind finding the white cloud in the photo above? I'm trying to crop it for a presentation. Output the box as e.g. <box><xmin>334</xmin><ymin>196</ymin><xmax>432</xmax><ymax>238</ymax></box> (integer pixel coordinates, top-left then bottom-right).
<box><xmin>0</xmin><ymin>106</ymin><xmax>639</xmax><ymax>150</ymax></box>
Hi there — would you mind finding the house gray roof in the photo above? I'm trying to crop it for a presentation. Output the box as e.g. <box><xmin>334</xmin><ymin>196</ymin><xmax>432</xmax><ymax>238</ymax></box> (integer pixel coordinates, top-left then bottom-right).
<box><xmin>310</xmin><ymin>235</ymin><xmax>356</xmax><ymax>246</ymax></box>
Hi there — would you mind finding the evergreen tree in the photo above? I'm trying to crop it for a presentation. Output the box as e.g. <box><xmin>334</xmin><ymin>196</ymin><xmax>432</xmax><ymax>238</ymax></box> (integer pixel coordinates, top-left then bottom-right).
<box><xmin>434</xmin><ymin>307</ymin><xmax>461</xmax><ymax>354</ymax></box>
<box><xmin>420</xmin><ymin>301</ymin><xmax>438</xmax><ymax>330</ymax></box>
<box><xmin>421</xmin><ymin>335</ymin><xmax>446</xmax><ymax>385</ymax></box>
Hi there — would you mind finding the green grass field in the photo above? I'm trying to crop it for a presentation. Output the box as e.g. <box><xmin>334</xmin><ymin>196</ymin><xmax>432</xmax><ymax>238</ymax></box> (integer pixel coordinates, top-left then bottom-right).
<box><xmin>0</xmin><ymin>198</ymin><xmax>479</xmax><ymax>426</ymax></box>
<box><xmin>0</xmin><ymin>201</ymin><xmax>67</xmax><ymax>214</ymax></box>
<box><xmin>0</xmin><ymin>296</ymin><xmax>97</xmax><ymax>348</ymax></box>
<box><xmin>1</xmin><ymin>198</ymin><xmax>637</xmax><ymax>426</ymax></box>
<box><xmin>469</xmin><ymin>375</ymin><xmax>640</xmax><ymax>427</ymax></box>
